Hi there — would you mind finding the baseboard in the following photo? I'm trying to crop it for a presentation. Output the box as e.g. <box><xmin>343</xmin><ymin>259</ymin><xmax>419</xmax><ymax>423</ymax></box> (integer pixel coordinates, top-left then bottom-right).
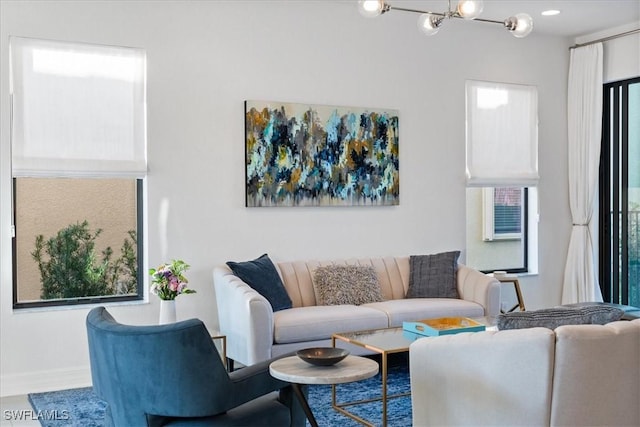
<box><xmin>1</xmin><ymin>366</ymin><xmax>92</xmax><ymax>397</ymax></box>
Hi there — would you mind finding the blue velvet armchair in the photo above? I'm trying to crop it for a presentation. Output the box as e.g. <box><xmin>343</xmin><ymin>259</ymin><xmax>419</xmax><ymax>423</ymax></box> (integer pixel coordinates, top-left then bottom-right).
<box><xmin>86</xmin><ymin>307</ymin><xmax>305</xmax><ymax>427</ymax></box>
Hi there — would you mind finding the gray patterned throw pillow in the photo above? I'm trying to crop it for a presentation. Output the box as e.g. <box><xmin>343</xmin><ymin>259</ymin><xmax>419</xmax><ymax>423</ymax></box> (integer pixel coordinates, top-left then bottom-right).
<box><xmin>312</xmin><ymin>265</ymin><xmax>385</xmax><ymax>306</ymax></box>
<box><xmin>406</xmin><ymin>251</ymin><xmax>460</xmax><ymax>299</ymax></box>
<box><xmin>497</xmin><ymin>305</ymin><xmax>625</xmax><ymax>330</ymax></box>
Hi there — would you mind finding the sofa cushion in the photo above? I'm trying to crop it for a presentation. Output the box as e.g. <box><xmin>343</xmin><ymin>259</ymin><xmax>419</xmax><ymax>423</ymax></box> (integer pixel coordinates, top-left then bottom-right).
<box><xmin>273</xmin><ymin>305</ymin><xmax>389</xmax><ymax>343</ymax></box>
<box><xmin>407</xmin><ymin>251</ymin><xmax>460</xmax><ymax>299</ymax></box>
<box><xmin>410</xmin><ymin>327</ymin><xmax>556</xmax><ymax>426</ymax></box>
<box><xmin>312</xmin><ymin>265</ymin><xmax>384</xmax><ymax>306</ymax></box>
<box><xmin>226</xmin><ymin>254</ymin><xmax>292</xmax><ymax>312</ymax></box>
<box><xmin>363</xmin><ymin>298</ymin><xmax>485</xmax><ymax>327</ymax></box>
<box><xmin>551</xmin><ymin>320</ymin><xmax>640</xmax><ymax>426</ymax></box>
<box><xmin>497</xmin><ymin>305</ymin><xmax>624</xmax><ymax>330</ymax></box>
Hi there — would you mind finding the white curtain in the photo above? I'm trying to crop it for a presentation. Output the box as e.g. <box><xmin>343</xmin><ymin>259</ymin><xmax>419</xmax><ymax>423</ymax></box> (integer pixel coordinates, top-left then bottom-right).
<box><xmin>562</xmin><ymin>43</ymin><xmax>604</xmax><ymax>303</ymax></box>
<box><xmin>465</xmin><ymin>80</ymin><xmax>539</xmax><ymax>187</ymax></box>
<box><xmin>10</xmin><ymin>37</ymin><xmax>147</xmax><ymax>178</ymax></box>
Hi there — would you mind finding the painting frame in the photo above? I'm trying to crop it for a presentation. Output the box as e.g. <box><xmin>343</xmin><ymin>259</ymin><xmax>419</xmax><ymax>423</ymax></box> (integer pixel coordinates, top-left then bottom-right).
<box><xmin>244</xmin><ymin>100</ymin><xmax>399</xmax><ymax>207</ymax></box>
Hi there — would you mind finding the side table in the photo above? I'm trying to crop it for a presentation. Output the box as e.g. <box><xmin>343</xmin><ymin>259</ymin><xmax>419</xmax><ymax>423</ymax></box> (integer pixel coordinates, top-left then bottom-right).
<box><xmin>497</xmin><ymin>276</ymin><xmax>526</xmax><ymax>313</ymax></box>
<box><xmin>269</xmin><ymin>355</ymin><xmax>378</xmax><ymax>427</ymax></box>
<box><xmin>210</xmin><ymin>331</ymin><xmax>227</xmax><ymax>370</ymax></box>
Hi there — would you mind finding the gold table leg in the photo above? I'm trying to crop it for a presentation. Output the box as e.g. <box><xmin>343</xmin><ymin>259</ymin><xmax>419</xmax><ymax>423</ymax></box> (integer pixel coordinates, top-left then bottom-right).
<box><xmin>211</xmin><ymin>334</ymin><xmax>227</xmax><ymax>369</ymax></box>
<box><xmin>331</xmin><ymin>337</ymin><xmax>407</xmax><ymax>426</ymax></box>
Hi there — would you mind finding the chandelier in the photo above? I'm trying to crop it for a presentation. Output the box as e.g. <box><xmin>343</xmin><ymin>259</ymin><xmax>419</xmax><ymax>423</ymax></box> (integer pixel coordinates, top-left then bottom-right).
<box><xmin>358</xmin><ymin>0</ymin><xmax>534</xmax><ymax>38</ymax></box>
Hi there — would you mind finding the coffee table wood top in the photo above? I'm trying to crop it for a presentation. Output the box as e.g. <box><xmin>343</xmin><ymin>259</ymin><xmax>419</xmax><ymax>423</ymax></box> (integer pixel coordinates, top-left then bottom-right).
<box><xmin>270</xmin><ymin>355</ymin><xmax>378</xmax><ymax>385</ymax></box>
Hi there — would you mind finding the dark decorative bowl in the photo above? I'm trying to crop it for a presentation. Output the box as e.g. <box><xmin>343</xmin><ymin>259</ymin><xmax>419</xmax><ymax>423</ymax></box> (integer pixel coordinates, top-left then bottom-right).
<box><xmin>296</xmin><ymin>347</ymin><xmax>350</xmax><ymax>366</ymax></box>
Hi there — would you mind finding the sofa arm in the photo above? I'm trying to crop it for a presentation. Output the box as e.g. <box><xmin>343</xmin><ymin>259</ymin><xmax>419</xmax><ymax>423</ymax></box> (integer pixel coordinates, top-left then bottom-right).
<box><xmin>456</xmin><ymin>265</ymin><xmax>501</xmax><ymax>318</ymax></box>
<box><xmin>213</xmin><ymin>266</ymin><xmax>275</xmax><ymax>366</ymax></box>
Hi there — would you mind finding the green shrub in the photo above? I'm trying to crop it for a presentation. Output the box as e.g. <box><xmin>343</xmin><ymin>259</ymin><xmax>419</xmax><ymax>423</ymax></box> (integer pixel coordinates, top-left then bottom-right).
<box><xmin>32</xmin><ymin>220</ymin><xmax>137</xmax><ymax>299</ymax></box>
<box><xmin>108</xmin><ymin>229</ymin><xmax>138</xmax><ymax>295</ymax></box>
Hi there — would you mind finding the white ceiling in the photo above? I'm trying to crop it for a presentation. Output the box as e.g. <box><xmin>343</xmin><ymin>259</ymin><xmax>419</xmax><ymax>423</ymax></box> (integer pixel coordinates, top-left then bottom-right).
<box><xmin>390</xmin><ymin>0</ymin><xmax>640</xmax><ymax>38</ymax></box>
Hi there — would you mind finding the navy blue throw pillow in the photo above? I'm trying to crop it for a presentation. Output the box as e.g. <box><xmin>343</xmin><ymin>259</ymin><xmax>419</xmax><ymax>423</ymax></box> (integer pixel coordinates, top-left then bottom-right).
<box><xmin>226</xmin><ymin>254</ymin><xmax>292</xmax><ymax>312</ymax></box>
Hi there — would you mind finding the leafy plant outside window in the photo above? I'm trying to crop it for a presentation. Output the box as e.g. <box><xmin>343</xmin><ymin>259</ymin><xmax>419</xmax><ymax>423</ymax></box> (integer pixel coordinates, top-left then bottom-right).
<box><xmin>31</xmin><ymin>220</ymin><xmax>137</xmax><ymax>300</ymax></box>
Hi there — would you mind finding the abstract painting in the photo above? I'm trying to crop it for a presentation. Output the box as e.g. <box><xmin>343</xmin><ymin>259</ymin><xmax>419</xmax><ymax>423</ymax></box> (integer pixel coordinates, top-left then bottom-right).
<box><xmin>245</xmin><ymin>100</ymin><xmax>399</xmax><ymax>207</ymax></box>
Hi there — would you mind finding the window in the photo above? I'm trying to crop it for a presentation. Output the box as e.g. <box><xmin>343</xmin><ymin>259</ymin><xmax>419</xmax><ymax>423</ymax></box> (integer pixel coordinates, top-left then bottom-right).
<box><xmin>467</xmin><ymin>187</ymin><xmax>532</xmax><ymax>273</ymax></box>
<box><xmin>465</xmin><ymin>80</ymin><xmax>538</xmax><ymax>273</ymax></box>
<box><xmin>483</xmin><ymin>187</ymin><xmax>524</xmax><ymax>241</ymax></box>
<box><xmin>599</xmin><ymin>77</ymin><xmax>640</xmax><ymax>307</ymax></box>
<box><xmin>10</xmin><ymin>37</ymin><xmax>147</xmax><ymax>308</ymax></box>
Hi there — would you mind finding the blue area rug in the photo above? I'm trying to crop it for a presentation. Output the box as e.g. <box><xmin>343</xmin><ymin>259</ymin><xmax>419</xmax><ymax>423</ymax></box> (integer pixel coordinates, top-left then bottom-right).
<box><xmin>306</xmin><ymin>361</ymin><xmax>411</xmax><ymax>426</ymax></box>
<box><xmin>29</xmin><ymin>359</ymin><xmax>411</xmax><ymax>427</ymax></box>
<box><xmin>27</xmin><ymin>387</ymin><xmax>107</xmax><ymax>427</ymax></box>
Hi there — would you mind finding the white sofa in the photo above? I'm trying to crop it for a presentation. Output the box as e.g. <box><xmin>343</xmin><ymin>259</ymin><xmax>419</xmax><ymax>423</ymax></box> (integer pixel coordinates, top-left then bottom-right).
<box><xmin>213</xmin><ymin>256</ymin><xmax>500</xmax><ymax>367</ymax></box>
<box><xmin>410</xmin><ymin>319</ymin><xmax>640</xmax><ymax>426</ymax></box>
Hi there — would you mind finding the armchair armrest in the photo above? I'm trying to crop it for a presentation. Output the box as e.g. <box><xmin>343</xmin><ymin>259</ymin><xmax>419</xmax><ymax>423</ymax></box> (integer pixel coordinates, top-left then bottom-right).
<box><xmin>456</xmin><ymin>265</ymin><xmax>501</xmax><ymax>318</ymax></box>
<box><xmin>227</xmin><ymin>352</ymin><xmax>294</xmax><ymax>408</ymax></box>
<box><xmin>213</xmin><ymin>266</ymin><xmax>275</xmax><ymax>366</ymax></box>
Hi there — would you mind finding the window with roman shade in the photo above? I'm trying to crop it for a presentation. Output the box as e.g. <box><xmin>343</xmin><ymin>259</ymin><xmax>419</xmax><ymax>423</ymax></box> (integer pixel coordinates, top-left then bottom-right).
<box><xmin>10</xmin><ymin>37</ymin><xmax>147</xmax><ymax>308</ymax></box>
<box><xmin>465</xmin><ymin>80</ymin><xmax>538</xmax><ymax>275</ymax></box>
<box><xmin>10</xmin><ymin>36</ymin><xmax>147</xmax><ymax>178</ymax></box>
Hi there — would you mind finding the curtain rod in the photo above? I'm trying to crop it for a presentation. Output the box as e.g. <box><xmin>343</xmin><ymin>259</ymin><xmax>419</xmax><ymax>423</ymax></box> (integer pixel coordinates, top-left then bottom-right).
<box><xmin>570</xmin><ymin>28</ymin><xmax>640</xmax><ymax>49</ymax></box>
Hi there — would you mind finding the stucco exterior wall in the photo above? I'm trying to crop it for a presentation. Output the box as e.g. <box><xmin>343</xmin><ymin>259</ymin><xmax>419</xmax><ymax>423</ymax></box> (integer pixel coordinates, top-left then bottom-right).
<box><xmin>15</xmin><ymin>178</ymin><xmax>136</xmax><ymax>301</ymax></box>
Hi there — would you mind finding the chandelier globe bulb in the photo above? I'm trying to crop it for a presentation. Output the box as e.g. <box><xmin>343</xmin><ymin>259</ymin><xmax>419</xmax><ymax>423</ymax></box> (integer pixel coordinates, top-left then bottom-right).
<box><xmin>457</xmin><ymin>0</ymin><xmax>484</xmax><ymax>20</ymax></box>
<box><xmin>417</xmin><ymin>13</ymin><xmax>442</xmax><ymax>36</ymax></box>
<box><xmin>506</xmin><ymin>13</ymin><xmax>534</xmax><ymax>38</ymax></box>
<box><xmin>358</xmin><ymin>0</ymin><xmax>386</xmax><ymax>18</ymax></box>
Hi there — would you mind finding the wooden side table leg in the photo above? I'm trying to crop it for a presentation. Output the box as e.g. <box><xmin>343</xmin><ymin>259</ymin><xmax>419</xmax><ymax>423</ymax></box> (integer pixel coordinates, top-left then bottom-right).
<box><xmin>500</xmin><ymin>278</ymin><xmax>526</xmax><ymax>313</ymax></box>
<box><xmin>513</xmin><ymin>280</ymin><xmax>526</xmax><ymax>311</ymax></box>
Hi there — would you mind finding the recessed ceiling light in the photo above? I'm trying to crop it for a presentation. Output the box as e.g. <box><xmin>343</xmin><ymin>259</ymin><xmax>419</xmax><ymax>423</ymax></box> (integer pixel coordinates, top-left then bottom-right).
<box><xmin>541</xmin><ymin>10</ymin><xmax>560</xmax><ymax>16</ymax></box>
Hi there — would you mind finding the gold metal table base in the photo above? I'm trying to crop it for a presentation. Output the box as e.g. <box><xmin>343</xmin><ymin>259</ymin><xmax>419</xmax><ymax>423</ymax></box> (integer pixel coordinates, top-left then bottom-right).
<box><xmin>331</xmin><ymin>387</ymin><xmax>410</xmax><ymax>427</ymax></box>
<box><xmin>331</xmin><ymin>334</ymin><xmax>410</xmax><ymax>427</ymax></box>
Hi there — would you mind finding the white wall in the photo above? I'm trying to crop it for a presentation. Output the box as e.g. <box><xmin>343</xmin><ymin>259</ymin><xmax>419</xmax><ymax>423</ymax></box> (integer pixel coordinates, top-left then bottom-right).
<box><xmin>575</xmin><ymin>22</ymin><xmax>640</xmax><ymax>83</ymax></box>
<box><xmin>0</xmin><ymin>0</ymin><xmax>573</xmax><ymax>396</ymax></box>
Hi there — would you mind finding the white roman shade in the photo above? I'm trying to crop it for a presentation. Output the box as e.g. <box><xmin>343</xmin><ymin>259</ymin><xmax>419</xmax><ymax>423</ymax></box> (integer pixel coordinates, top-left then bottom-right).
<box><xmin>465</xmin><ymin>80</ymin><xmax>538</xmax><ymax>187</ymax></box>
<box><xmin>10</xmin><ymin>37</ymin><xmax>147</xmax><ymax>178</ymax></box>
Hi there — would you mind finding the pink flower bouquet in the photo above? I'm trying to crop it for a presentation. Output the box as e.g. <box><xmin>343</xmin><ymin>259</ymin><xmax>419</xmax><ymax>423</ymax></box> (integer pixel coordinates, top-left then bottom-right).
<box><xmin>149</xmin><ymin>259</ymin><xmax>195</xmax><ymax>300</ymax></box>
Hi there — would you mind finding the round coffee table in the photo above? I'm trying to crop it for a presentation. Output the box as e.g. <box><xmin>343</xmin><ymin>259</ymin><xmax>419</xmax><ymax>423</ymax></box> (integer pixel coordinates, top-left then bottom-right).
<box><xmin>270</xmin><ymin>355</ymin><xmax>378</xmax><ymax>427</ymax></box>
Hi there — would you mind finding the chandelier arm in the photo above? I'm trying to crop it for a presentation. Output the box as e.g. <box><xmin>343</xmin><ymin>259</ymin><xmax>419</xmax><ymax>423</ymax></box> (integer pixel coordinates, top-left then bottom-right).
<box><xmin>389</xmin><ymin>6</ymin><xmax>446</xmax><ymax>18</ymax></box>
<box><xmin>454</xmin><ymin>15</ymin><xmax>504</xmax><ymax>25</ymax></box>
<box><xmin>389</xmin><ymin>6</ymin><xmax>504</xmax><ymax>24</ymax></box>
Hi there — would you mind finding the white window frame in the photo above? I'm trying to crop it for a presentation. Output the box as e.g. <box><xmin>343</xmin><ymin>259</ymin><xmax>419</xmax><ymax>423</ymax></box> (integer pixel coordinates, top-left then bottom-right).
<box><xmin>482</xmin><ymin>187</ymin><xmax>524</xmax><ymax>241</ymax></box>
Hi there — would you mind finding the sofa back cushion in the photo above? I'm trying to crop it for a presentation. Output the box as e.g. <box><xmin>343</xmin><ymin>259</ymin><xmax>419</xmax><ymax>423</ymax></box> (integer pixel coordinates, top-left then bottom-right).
<box><xmin>550</xmin><ymin>320</ymin><xmax>640</xmax><ymax>426</ymax></box>
<box><xmin>410</xmin><ymin>327</ymin><xmax>555</xmax><ymax>426</ymax></box>
<box><xmin>276</xmin><ymin>257</ymin><xmax>410</xmax><ymax>308</ymax></box>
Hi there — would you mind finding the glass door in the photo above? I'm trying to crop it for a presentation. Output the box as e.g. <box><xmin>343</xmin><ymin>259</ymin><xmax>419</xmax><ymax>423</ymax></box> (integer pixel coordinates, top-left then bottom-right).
<box><xmin>600</xmin><ymin>77</ymin><xmax>640</xmax><ymax>307</ymax></box>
